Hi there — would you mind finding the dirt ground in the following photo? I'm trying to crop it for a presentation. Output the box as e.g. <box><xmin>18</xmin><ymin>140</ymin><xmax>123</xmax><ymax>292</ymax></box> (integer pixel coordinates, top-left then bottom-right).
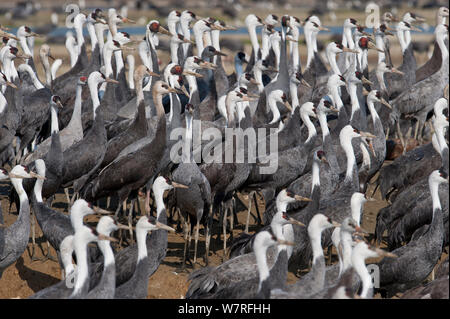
<box><xmin>0</xmin><ymin>171</ymin><xmax>447</xmax><ymax>299</ymax></box>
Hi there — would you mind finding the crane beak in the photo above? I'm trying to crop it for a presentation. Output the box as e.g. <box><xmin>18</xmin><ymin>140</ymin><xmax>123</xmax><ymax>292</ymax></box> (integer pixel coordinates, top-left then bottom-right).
<box><xmin>294</xmin><ymin>195</ymin><xmax>312</xmax><ymax>202</ymax></box>
<box><xmin>368</xmin><ymin>42</ymin><xmax>384</xmax><ymax>52</ymax></box>
<box><xmin>284</xmin><ymin>100</ymin><xmax>292</xmax><ymax>112</ymax></box>
<box><xmin>172</xmin><ymin>181</ymin><xmax>189</xmax><ymax>189</ymax></box>
<box><xmin>266</xmin><ymin>67</ymin><xmax>278</xmax><ymax>73</ymax></box>
<box><xmin>180</xmin><ymin>86</ymin><xmax>190</xmax><ymax>97</ymax></box>
<box><xmin>380</xmin><ymin>98</ymin><xmax>392</xmax><ymax>109</ymax></box>
<box><xmin>97</xmin><ymin>234</ymin><xmax>119</xmax><ymax>242</ymax></box>
<box><xmin>105</xmin><ymin>78</ymin><xmax>119</xmax><ymax>84</ymax></box>
<box><xmin>122</xmin><ymin>17</ymin><xmax>136</xmax><ymax>24</ymax></box>
<box><xmin>301</xmin><ymin>78</ymin><xmax>311</xmax><ymax>88</ymax></box>
<box><xmin>361</xmin><ymin>76</ymin><xmax>373</xmax><ymax>86</ymax></box>
<box><xmin>5</xmin><ymin>33</ymin><xmax>20</xmax><ymax>41</ymax></box>
<box><xmin>30</xmin><ymin>172</ymin><xmax>46</xmax><ymax>180</ymax></box>
<box><xmin>414</xmin><ymin>16</ymin><xmax>426</xmax><ymax>23</ymax></box>
<box><xmin>156</xmin><ymin>221</ymin><xmax>175</xmax><ymax>232</ymax></box>
<box><xmin>93</xmin><ymin>206</ymin><xmax>113</xmax><ymax>215</ymax></box>
<box><xmin>360</xmin><ymin>131</ymin><xmax>377</xmax><ymax>139</ymax></box>
<box><xmin>355</xmin><ymin>226</ymin><xmax>369</xmax><ymax>235</ymax></box>
<box><xmin>241</xmin><ymin>95</ymin><xmax>256</xmax><ymax>102</ymax></box>
<box><xmin>96</xmin><ymin>18</ymin><xmax>108</xmax><ymax>24</ymax></box>
<box><xmin>214</xmin><ymin>50</ymin><xmax>227</xmax><ymax>57</ymax></box>
<box><xmin>225</xmin><ymin>25</ymin><xmax>237</xmax><ymax>31</ymax></box>
<box><xmin>384</xmin><ymin>31</ymin><xmax>394</xmax><ymax>36</ymax></box>
<box><xmin>375</xmin><ymin>248</ymin><xmax>398</xmax><ymax>258</ymax></box>
<box><xmin>250</xmin><ymin>78</ymin><xmax>261</xmax><ymax>85</ymax></box>
<box><xmin>117</xmin><ymin>223</ymin><xmax>135</xmax><ymax>230</ymax></box>
<box><xmin>410</xmin><ymin>25</ymin><xmax>422</xmax><ymax>32</ymax></box>
<box><xmin>6</xmin><ymin>81</ymin><xmax>18</xmax><ymax>89</ymax></box>
<box><xmin>146</xmin><ymin>70</ymin><xmax>160</xmax><ymax>77</ymax></box>
<box><xmin>48</xmin><ymin>54</ymin><xmax>55</xmax><ymax>61</ymax></box>
<box><xmin>368</xmin><ymin>140</ymin><xmax>376</xmax><ymax>157</ymax></box>
<box><xmin>319</xmin><ymin>26</ymin><xmax>330</xmax><ymax>32</ymax></box>
<box><xmin>342</xmin><ymin>47</ymin><xmax>359</xmax><ymax>54</ymax></box>
<box><xmin>56</xmin><ymin>101</ymin><xmax>64</xmax><ymax>109</ymax></box>
<box><xmin>329</xmin><ymin>106</ymin><xmax>340</xmax><ymax>113</ymax></box>
<box><xmin>0</xmin><ymin>223</ymin><xmax>5</xmax><ymax>228</ymax></box>
<box><xmin>277</xmin><ymin>239</ymin><xmax>295</xmax><ymax>246</ymax></box>
<box><xmin>321</xmin><ymin>156</ymin><xmax>329</xmax><ymax>164</ymax></box>
<box><xmin>16</xmin><ymin>52</ymin><xmax>32</xmax><ymax>59</ymax></box>
<box><xmin>362</xmin><ymin>88</ymin><xmax>370</xmax><ymax>96</ymax></box>
<box><xmin>183</xmin><ymin>70</ymin><xmax>203</xmax><ymax>78</ymax></box>
<box><xmin>27</xmin><ymin>32</ymin><xmax>42</xmax><ymax>38</ymax></box>
<box><xmin>158</xmin><ymin>26</ymin><xmax>171</xmax><ymax>36</ymax></box>
<box><xmin>199</xmin><ymin>61</ymin><xmax>217</xmax><ymax>70</ymax></box>
<box><xmin>332</xmin><ymin>221</ymin><xmax>341</xmax><ymax>228</ymax></box>
<box><xmin>390</xmin><ymin>67</ymin><xmax>404</xmax><ymax>76</ymax></box>
<box><xmin>288</xmin><ymin>218</ymin><xmax>306</xmax><ymax>227</ymax></box>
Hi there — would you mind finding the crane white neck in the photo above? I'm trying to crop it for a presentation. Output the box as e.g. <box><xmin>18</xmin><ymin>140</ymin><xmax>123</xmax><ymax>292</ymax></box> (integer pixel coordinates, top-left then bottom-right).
<box><xmin>300</xmin><ymin>108</ymin><xmax>317</xmax><ymax>143</ymax></box>
<box><xmin>136</xmin><ymin>227</ymin><xmax>149</xmax><ymax>262</ymax></box>
<box><xmin>327</xmin><ymin>50</ymin><xmax>341</xmax><ymax>75</ymax></box>
<box><xmin>397</xmin><ymin>28</ymin><xmax>408</xmax><ymax>53</ymax></box>
<box><xmin>11</xmin><ymin>177</ymin><xmax>28</xmax><ymax>202</ymax></box>
<box><xmin>255</xmin><ymin>239</ymin><xmax>270</xmax><ymax>291</ymax></box>
<box><xmin>309</xmin><ymin>223</ymin><xmax>325</xmax><ymax>265</ymax></box>
<box><xmin>348</xmin><ymin>82</ymin><xmax>360</xmax><ymax>119</ymax></box>
<box><xmin>50</xmin><ymin>106</ymin><xmax>59</xmax><ymax>134</ymax></box>
<box><xmin>341</xmin><ymin>133</ymin><xmax>356</xmax><ymax>182</ymax></box>
<box><xmin>68</xmin><ymin>83</ymin><xmax>83</xmax><ymax>129</ymax></box>
<box><xmin>352</xmin><ymin>249</ymin><xmax>373</xmax><ymax>298</ymax></box>
<box><xmin>317</xmin><ymin>109</ymin><xmax>330</xmax><ymax>141</ymax></box>
<box><xmin>88</xmin><ymin>77</ymin><xmax>100</xmax><ymax>118</ymax></box>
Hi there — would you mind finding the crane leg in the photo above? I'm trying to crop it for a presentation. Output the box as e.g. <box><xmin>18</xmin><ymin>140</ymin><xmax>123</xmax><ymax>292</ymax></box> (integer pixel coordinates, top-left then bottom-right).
<box><xmin>223</xmin><ymin>204</ymin><xmax>228</xmax><ymax>261</ymax></box>
<box><xmin>245</xmin><ymin>191</ymin><xmax>254</xmax><ymax>233</ymax></box>
<box><xmin>413</xmin><ymin>120</ymin><xmax>420</xmax><ymax>141</ymax></box>
<box><xmin>144</xmin><ymin>190</ymin><xmax>151</xmax><ymax>215</ymax></box>
<box><xmin>396</xmin><ymin>122</ymin><xmax>406</xmax><ymax>154</ymax></box>
<box><xmin>30</xmin><ymin>212</ymin><xmax>39</xmax><ymax>261</ymax></box>
<box><xmin>253</xmin><ymin>192</ymin><xmax>262</xmax><ymax>225</ymax></box>
<box><xmin>204</xmin><ymin>206</ymin><xmax>213</xmax><ymax>266</ymax></box>
<box><xmin>64</xmin><ymin>188</ymin><xmax>71</xmax><ymax>206</ymax></box>
<box><xmin>193</xmin><ymin>218</ymin><xmax>200</xmax><ymax>266</ymax></box>
<box><xmin>128</xmin><ymin>199</ymin><xmax>135</xmax><ymax>243</ymax></box>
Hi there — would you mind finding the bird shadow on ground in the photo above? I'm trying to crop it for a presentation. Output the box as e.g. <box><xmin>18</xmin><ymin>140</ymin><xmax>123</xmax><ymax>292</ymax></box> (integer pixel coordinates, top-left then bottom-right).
<box><xmin>15</xmin><ymin>257</ymin><xmax>60</xmax><ymax>293</ymax></box>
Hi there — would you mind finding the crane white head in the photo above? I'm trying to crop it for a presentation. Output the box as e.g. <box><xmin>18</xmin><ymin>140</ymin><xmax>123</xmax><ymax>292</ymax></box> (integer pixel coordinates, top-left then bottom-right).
<box><xmin>181</xmin><ymin>10</ymin><xmax>198</xmax><ymax>23</ymax></box>
<box><xmin>147</xmin><ymin>20</ymin><xmax>171</xmax><ymax>36</ymax></box>
<box><xmin>17</xmin><ymin>25</ymin><xmax>40</xmax><ymax>38</ymax></box>
<box><xmin>265</xmin><ymin>14</ymin><xmax>279</xmax><ymax>26</ymax></box>
<box><xmin>245</xmin><ymin>14</ymin><xmax>264</xmax><ymax>28</ymax></box>
<box><xmin>8</xmin><ymin>164</ymin><xmax>44</xmax><ymax>180</ymax></box>
<box><xmin>429</xmin><ymin>169</ymin><xmax>449</xmax><ymax>186</ymax></box>
<box><xmin>308</xmin><ymin>214</ymin><xmax>341</xmax><ymax>235</ymax></box>
<box><xmin>367</xmin><ymin>90</ymin><xmax>392</xmax><ymax>109</ymax></box>
<box><xmin>376</xmin><ymin>61</ymin><xmax>404</xmax><ymax>76</ymax></box>
<box><xmin>300</xmin><ymin>101</ymin><xmax>317</xmax><ymax>119</ymax></box>
<box><xmin>0</xmin><ymin>168</ymin><xmax>8</xmax><ymax>180</ymax></box>
<box><xmin>136</xmin><ymin>215</ymin><xmax>175</xmax><ymax>234</ymax></box>
<box><xmin>269</xmin><ymin>90</ymin><xmax>292</xmax><ymax>112</ymax></box>
<box><xmin>97</xmin><ymin>216</ymin><xmax>131</xmax><ymax>236</ymax></box>
<box><xmin>403</xmin><ymin>12</ymin><xmax>426</xmax><ymax>24</ymax></box>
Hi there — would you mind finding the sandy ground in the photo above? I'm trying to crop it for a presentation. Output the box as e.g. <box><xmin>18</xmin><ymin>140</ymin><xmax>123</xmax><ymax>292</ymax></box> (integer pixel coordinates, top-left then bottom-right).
<box><xmin>0</xmin><ymin>172</ymin><xmax>447</xmax><ymax>299</ymax></box>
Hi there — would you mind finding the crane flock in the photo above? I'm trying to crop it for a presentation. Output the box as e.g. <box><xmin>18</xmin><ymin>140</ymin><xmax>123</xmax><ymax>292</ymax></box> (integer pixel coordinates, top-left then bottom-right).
<box><xmin>0</xmin><ymin>2</ymin><xmax>448</xmax><ymax>300</ymax></box>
